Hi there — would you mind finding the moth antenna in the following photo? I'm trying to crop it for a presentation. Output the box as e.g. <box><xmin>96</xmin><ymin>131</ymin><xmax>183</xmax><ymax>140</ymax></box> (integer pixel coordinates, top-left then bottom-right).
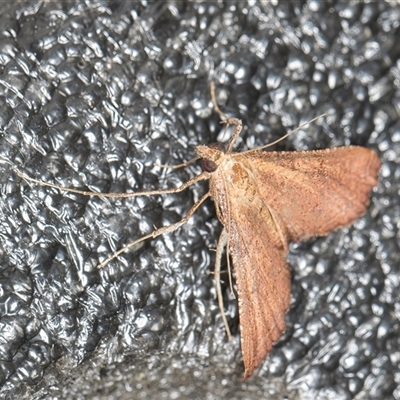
<box><xmin>97</xmin><ymin>192</ymin><xmax>210</xmax><ymax>269</ymax></box>
<box><xmin>16</xmin><ymin>169</ymin><xmax>208</xmax><ymax>198</ymax></box>
<box><xmin>215</xmin><ymin>228</ymin><xmax>232</xmax><ymax>341</ymax></box>
<box><xmin>155</xmin><ymin>156</ymin><xmax>200</xmax><ymax>170</ymax></box>
<box><xmin>244</xmin><ymin>113</ymin><xmax>328</xmax><ymax>153</ymax></box>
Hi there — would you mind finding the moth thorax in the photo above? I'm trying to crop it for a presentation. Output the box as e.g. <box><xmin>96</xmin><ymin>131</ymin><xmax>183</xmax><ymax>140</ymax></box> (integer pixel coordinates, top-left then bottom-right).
<box><xmin>196</xmin><ymin>142</ymin><xmax>226</xmax><ymax>173</ymax></box>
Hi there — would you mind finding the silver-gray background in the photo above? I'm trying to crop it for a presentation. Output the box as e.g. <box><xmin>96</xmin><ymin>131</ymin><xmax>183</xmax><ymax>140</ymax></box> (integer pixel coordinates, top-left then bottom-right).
<box><xmin>0</xmin><ymin>1</ymin><xmax>398</xmax><ymax>399</ymax></box>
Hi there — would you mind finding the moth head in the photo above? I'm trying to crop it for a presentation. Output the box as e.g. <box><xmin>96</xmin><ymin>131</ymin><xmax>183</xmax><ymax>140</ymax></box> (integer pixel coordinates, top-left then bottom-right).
<box><xmin>196</xmin><ymin>142</ymin><xmax>226</xmax><ymax>172</ymax></box>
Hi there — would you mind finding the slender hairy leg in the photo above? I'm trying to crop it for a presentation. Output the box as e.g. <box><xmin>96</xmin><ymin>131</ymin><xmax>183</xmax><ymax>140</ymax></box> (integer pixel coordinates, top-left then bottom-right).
<box><xmin>214</xmin><ymin>227</ymin><xmax>232</xmax><ymax>341</ymax></box>
<box><xmin>97</xmin><ymin>192</ymin><xmax>210</xmax><ymax>269</ymax></box>
<box><xmin>209</xmin><ymin>82</ymin><xmax>243</xmax><ymax>153</ymax></box>
<box><xmin>15</xmin><ymin>168</ymin><xmax>212</xmax><ymax>269</ymax></box>
<box><xmin>16</xmin><ymin>170</ymin><xmax>209</xmax><ymax>198</ymax></box>
<box><xmin>210</xmin><ymin>82</ymin><xmax>326</xmax><ymax>155</ymax></box>
<box><xmin>210</xmin><ymin>82</ymin><xmax>230</xmax><ymax>121</ymax></box>
<box><xmin>225</xmin><ymin>118</ymin><xmax>244</xmax><ymax>153</ymax></box>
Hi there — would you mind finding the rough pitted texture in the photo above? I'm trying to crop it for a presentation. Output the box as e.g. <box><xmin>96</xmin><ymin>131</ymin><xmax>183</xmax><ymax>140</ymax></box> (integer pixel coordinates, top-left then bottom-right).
<box><xmin>0</xmin><ymin>1</ymin><xmax>398</xmax><ymax>399</ymax></box>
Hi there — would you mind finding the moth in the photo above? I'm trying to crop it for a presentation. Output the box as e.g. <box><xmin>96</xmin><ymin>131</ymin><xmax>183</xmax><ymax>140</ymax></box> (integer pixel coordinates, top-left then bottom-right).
<box><xmin>17</xmin><ymin>84</ymin><xmax>381</xmax><ymax>380</ymax></box>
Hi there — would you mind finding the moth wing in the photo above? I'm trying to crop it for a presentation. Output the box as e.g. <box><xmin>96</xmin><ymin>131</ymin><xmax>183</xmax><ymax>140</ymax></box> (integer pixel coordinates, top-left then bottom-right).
<box><xmin>241</xmin><ymin>146</ymin><xmax>380</xmax><ymax>241</ymax></box>
<box><xmin>226</xmin><ymin>195</ymin><xmax>291</xmax><ymax>380</ymax></box>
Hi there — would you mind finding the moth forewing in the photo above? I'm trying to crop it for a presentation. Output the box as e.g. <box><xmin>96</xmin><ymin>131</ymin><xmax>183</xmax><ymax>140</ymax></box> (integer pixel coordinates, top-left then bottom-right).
<box><xmin>16</xmin><ymin>85</ymin><xmax>381</xmax><ymax>381</ymax></box>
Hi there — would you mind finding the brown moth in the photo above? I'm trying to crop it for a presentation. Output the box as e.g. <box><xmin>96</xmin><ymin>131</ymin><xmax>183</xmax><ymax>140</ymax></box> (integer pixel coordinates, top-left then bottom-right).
<box><xmin>17</xmin><ymin>84</ymin><xmax>381</xmax><ymax>380</ymax></box>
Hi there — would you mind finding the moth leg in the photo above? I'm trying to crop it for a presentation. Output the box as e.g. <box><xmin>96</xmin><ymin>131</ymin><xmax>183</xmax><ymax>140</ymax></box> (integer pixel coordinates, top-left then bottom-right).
<box><xmin>225</xmin><ymin>241</ymin><xmax>236</xmax><ymax>299</ymax></box>
<box><xmin>210</xmin><ymin>81</ymin><xmax>230</xmax><ymax>121</ymax></box>
<box><xmin>16</xmin><ymin>169</ymin><xmax>209</xmax><ymax>199</ymax></box>
<box><xmin>224</xmin><ymin>118</ymin><xmax>243</xmax><ymax>153</ymax></box>
<box><xmin>215</xmin><ymin>227</ymin><xmax>232</xmax><ymax>341</ymax></box>
<box><xmin>97</xmin><ymin>192</ymin><xmax>210</xmax><ymax>269</ymax></box>
<box><xmin>209</xmin><ymin>83</ymin><xmax>244</xmax><ymax>153</ymax></box>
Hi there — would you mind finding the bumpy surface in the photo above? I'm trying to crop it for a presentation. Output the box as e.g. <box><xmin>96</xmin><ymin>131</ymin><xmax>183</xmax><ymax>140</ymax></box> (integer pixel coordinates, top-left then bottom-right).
<box><xmin>0</xmin><ymin>2</ymin><xmax>398</xmax><ymax>399</ymax></box>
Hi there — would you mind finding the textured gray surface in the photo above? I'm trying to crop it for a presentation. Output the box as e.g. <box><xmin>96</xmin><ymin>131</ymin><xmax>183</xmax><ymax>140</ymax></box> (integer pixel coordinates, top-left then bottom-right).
<box><xmin>0</xmin><ymin>1</ymin><xmax>398</xmax><ymax>399</ymax></box>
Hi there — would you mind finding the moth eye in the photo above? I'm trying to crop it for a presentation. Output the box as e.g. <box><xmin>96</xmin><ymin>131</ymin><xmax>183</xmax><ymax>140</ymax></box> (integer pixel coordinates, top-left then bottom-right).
<box><xmin>201</xmin><ymin>158</ymin><xmax>218</xmax><ymax>172</ymax></box>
